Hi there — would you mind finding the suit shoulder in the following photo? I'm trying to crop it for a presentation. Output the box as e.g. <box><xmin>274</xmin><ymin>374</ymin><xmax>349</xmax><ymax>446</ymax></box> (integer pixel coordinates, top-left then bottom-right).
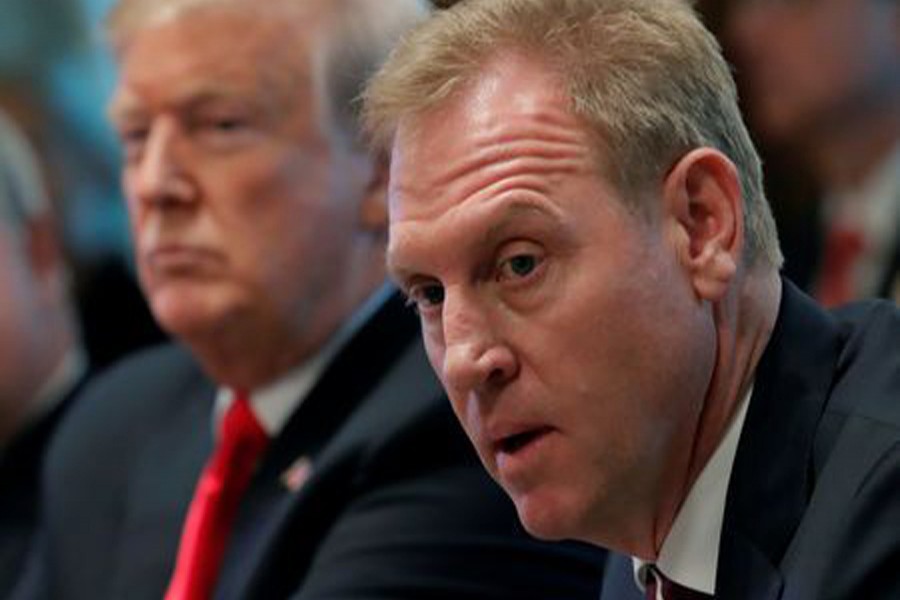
<box><xmin>835</xmin><ymin>299</ymin><xmax>900</xmax><ymax>352</ymax></box>
<box><xmin>338</xmin><ymin>337</ymin><xmax>449</xmax><ymax>454</ymax></box>
<box><xmin>829</xmin><ymin>300</ymin><xmax>900</xmax><ymax>428</ymax></box>
<box><xmin>74</xmin><ymin>343</ymin><xmax>205</xmax><ymax>416</ymax></box>
<box><xmin>47</xmin><ymin>343</ymin><xmax>210</xmax><ymax>473</ymax></box>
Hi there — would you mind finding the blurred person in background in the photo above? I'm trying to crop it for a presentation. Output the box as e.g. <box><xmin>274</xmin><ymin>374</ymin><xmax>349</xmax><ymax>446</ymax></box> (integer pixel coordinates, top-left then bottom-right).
<box><xmin>14</xmin><ymin>0</ymin><xmax>607</xmax><ymax>598</ymax></box>
<box><xmin>725</xmin><ymin>0</ymin><xmax>900</xmax><ymax>305</ymax></box>
<box><xmin>0</xmin><ymin>110</ymin><xmax>88</xmax><ymax>596</ymax></box>
<box><xmin>0</xmin><ymin>0</ymin><xmax>166</xmax><ymax>369</ymax></box>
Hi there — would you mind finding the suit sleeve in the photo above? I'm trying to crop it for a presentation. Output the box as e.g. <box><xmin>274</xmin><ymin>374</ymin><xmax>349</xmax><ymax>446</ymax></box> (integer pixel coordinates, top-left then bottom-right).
<box><xmin>291</xmin><ymin>403</ymin><xmax>607</xmax><ymax>600</ymax></box>
<box><xmin>7</xmin><ymin>532</ymin><xmax>49</xmax><ymax>600</ymax></box>
<box><xmin>813</xmin><ymin>440</ymin><xmax>900</xmax><ymax>600</ymax></box>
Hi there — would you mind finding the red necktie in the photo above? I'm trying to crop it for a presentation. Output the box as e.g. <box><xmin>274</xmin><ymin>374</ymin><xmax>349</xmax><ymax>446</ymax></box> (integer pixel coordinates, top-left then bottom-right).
<box><xmin>645</xmin><ymin>566</ymin><xmax>714</xmax><ymax>600</ymax></box>
<box><xmin>165</xmin><ymin>392</ymin><xmax>269</xmax><ymax>600</ymax></box>
<box><xmin>817</xmin><ymin>224</ymin><xmax>866</xmax><ymax>308</ymax></box>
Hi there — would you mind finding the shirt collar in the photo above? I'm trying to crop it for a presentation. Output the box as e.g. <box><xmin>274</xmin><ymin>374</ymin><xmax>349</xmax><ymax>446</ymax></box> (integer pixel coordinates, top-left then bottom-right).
<box><xmin>633</xmin><ymin>384</ymin><xmax>753</xmax><ymax>595</ymax></box>
<box><xmin>214</xmin><ymin>283</ymin><xmax>394</xmax><ymax>437</ymax></box>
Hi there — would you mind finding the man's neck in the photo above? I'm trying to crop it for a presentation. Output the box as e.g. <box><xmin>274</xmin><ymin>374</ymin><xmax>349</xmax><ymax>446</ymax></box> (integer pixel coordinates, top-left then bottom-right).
<box><xmin>685</xmin><ymin>269</ymin><xmax>779</xmax><ymax>493</ymax></box>
<box><xmin>187</xmin><ymin>276</ymin><xmax>387</xmax><ymax>390</ymax></box>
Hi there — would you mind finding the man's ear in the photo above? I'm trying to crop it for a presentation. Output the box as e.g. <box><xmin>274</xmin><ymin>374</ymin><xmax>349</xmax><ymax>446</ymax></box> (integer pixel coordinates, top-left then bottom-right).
<box><xmin>359</xmin><ymin>152</ymin><xmax>389</xmax><ymax>234</ymax></box>
<box><xmin>662</xmin><ymin>148</ymin><xmax>743</xmax><ymax>302</ymax></box>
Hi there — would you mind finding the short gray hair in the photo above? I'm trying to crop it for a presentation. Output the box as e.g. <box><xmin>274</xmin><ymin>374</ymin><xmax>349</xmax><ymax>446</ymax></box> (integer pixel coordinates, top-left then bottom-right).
<box><xmin>365</xmin><ymin>0</ymin><xmax>783</xmax><ymax>268</ymax></box>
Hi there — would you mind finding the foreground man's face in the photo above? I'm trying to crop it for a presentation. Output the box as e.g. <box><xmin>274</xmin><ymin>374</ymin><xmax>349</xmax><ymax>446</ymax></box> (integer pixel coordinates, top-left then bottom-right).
<box><xmin>386</xmin><ymin>53</ymin><xmax>713</xmax><ymax>549</ymax></box>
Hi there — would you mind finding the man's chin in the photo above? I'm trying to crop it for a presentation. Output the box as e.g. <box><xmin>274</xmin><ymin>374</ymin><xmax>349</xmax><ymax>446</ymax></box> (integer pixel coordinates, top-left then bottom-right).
<box><xmin>148</xmin><ymin>288</ymin><xmax>233</xmax><ymax>340</ymax></box>
<box><xmin>511</xmin><ymin>489</ymin><xmax>580</xmax><ymax>542</ymax></box>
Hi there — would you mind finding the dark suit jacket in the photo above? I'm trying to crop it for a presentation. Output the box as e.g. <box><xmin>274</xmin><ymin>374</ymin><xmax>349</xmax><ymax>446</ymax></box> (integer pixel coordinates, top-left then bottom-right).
<box><xmin>601</xmin><ymin>281</ymin><xmax>900</xmax><ymax>599</ymax></box>
<box><xmin>0</xmin><ymin>372</ymin><xmax>85</xmax><ymax>597</ymax></box>
<box><xmin>23</xmin><ymin>293</ymin><xmax>605</xmax><ymax>599</ymax></box>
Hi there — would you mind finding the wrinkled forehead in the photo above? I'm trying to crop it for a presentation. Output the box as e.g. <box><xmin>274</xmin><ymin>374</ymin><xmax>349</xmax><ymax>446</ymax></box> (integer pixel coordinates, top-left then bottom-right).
<box><xmin>388</xmin><ymin>52</ymin><xmax>596</xmax><ymax>220</ymax></box>
<box><xmin>109</xmin><ymin>0</ymin><xmax>234</xmax><ymax>46</ymax></box>
<box><xmin>109</xmin><ymin>0</ymin><xmax>324</xmax><ymax>74</ymax></box>
<box><xmin>109</xmin><ymin>0</ymin><xmax>316</xmax><ymax>45</ymax></box>
<box><xmin>108</xmin><ymin>2</ymin><xmax>315</xmax><ymax>119</ymax></box>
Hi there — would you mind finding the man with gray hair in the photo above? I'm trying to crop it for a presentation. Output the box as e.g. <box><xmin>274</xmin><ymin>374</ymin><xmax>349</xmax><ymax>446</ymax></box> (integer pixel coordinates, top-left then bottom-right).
<box><xmin>0</xmin><ymin>110</ymin><xmax>87</xmax><ymax>596</ymax></box>
<box><xmin>16</xmin><ymin>0</ymin><xmax>607</xmax><ymax>598</ymax></box>
<box><xmin>365</xmin><ymin>0</ymin><xmax>900</xmax><ymax>598</ymax></box>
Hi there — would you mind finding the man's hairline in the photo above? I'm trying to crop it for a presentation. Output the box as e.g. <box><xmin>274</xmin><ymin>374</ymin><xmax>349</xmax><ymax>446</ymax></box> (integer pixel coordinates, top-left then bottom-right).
<box><xmin>383</xmin><ymin>46</ymin><xmax>662</xmax><ymax>226</ymax></box>
<box><xmin>106</xmin><ymin>0</ymin><xmax>352</xmax><ymax>158</ymax></box>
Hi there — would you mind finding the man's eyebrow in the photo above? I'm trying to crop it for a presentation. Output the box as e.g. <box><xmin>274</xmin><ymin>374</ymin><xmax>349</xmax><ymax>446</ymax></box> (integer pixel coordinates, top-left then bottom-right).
<box><xmin>387</xmin><ymin>198</ymin><xmax>566</xmax><ymax>286</ymax></box>
<box><xmin>107</xmin><ymin>95</ymin><xmax>144</xmax><ymax>125</ymax></box>
<box><xmin>385</xmin><ymin>248</ymin><xmax>417</xmax><ymax>290</ymax></box>
<box><xmin>108</xmin><ymin>84</ymin><xmax>260</xmax><ymax>124</ymax></box>
<box><xmin>480</xmin><ymin>199</ymin><xmax>568</xmax><ymax>247</ymax></box>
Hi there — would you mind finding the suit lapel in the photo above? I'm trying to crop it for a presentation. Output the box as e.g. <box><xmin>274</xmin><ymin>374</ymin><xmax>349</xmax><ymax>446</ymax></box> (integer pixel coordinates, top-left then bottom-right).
<box><xmin>717</xmin><ymin>281</ymin><xmax>843</xmax><ymax>599</ymax></box>
<box><xmin>260</xmin><ymin>292</ymin><xmax>419</xmax><ymax>481</ymax></box>
<box><xmin>216</xmin><ymin>292</ymin><xmax>421</xmax><ymax>600</ymax></box>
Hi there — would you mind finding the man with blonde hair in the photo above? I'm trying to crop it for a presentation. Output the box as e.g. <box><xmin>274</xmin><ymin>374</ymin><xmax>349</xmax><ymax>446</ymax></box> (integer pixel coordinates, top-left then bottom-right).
<box><xmin>365</xmin><ymin>0</ymin><xmax>900</xmax><ymax>597</ymax></box>
<box><xmin>16</xmin><ymin>0</ymin><xmax>608</xmax><ymax>598</ymax></box>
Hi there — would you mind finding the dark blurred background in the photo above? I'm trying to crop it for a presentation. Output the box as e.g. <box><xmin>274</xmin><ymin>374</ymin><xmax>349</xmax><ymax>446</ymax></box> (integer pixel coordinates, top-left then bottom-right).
<box><xmin>697</xmin><ymin>0</ymin><xmax>823</xmax><ymax>293</ymax></box>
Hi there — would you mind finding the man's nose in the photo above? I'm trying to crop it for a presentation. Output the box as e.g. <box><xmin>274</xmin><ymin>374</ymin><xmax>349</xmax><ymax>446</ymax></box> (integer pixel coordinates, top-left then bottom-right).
<box><xmin>130</xmin><ymin>122</ymin><xmax>196</xmax><ymax>208</ymax></box>
<box><xmin>441</xmin><ymin>293</ymin><xmax>518</xmax><ymax>397</ymax></box>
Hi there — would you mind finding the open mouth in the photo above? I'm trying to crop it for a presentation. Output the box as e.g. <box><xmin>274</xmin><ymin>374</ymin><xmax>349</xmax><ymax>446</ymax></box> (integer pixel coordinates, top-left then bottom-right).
<box><xmin>497</xmin><ymin>426</ymin><xmax>553</xmax><ymax>455</ymax></box>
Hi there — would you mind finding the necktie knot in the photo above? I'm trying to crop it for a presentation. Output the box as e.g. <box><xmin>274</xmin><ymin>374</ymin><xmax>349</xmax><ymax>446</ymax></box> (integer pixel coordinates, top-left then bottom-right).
<box><xmin>214</xmin><ymin>392</ymin><xmax>268</xmax><ymax>472</ymax></box>
<box><xmin>165</xmin><ymin>390</ymin><xmax>269</xmax><ymax>600</ymax></box>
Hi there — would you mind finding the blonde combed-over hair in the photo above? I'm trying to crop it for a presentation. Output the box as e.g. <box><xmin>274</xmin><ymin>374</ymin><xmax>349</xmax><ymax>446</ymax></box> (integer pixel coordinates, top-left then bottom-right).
<box><xmin>364</xmin><ymin>0</ymin><xmax>782</xmax><ymax>268</ymax></box>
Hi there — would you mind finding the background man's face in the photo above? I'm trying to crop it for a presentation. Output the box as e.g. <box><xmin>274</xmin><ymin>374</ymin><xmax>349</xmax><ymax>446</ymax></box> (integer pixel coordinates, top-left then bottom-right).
<box><xmin>386</xmin><ymin>53</ymin><xmax>715</xmax><ymax>548</ymax></box>
<box><xmin>726</xmin><ymin>0</ymin><xmax>898</xmax><ymax>142</ymax></box>
<box><xmin>110</xmin><ymin>5</ymin><xmax>368</xmax><ymax>346</ymax></box>
<box><xmin>0</xmin><ymin>220</ymin><xmax>45</xmax><ymax>415</ymax></box>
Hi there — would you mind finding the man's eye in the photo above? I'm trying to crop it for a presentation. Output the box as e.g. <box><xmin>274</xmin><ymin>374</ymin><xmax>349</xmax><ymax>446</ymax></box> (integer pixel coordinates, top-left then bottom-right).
<box><xmin>498</xmin><ymin>254</ymin><xmax>540</xmax><ymax>280</ymax></box>
<box><xmin>419</xmin><ymin>284</ymin><xmax>445</xmax><ymax>306</ymax></box>
<box><xmin>116</xmin><ymin>123</ymin><xmax>148</xmax><ymax>143</ymax></box>
<box><xmin>195</xmin><ymin>114</ymin><xmax>251</xmax><ymax>137</ymax></box>
<box><xmin>118</xmin><ymin>127</ymin><xmax>149</xmax><ymax>159</ymax></box>
<box><xmin>211</xmin><ymin>117</ymin><xmax>245</xmax><ymax>132</ymax></box>
<box><xmin>407</xmin><ymin>283</ymin><xmax>445</xmax><ymax>312</ymax></box>
<box><xmin>122</xmin><ymin>128</ymin><xmax>149</xmax><ymax>143</ymax></box>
